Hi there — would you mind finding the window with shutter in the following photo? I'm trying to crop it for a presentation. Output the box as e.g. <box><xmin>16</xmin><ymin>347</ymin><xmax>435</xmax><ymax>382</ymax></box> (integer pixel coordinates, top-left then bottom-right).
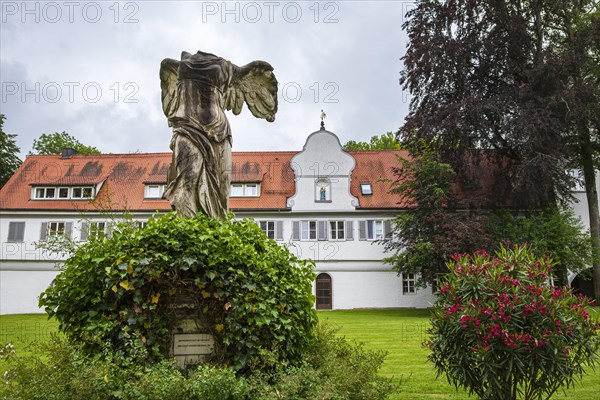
<box><xmin>259</xmin><ymin>221</ymin><xmax>276</xmax><ymax>239</ymax></box>
<box><xmin>362</xmin><ymin>220</ymin><xmax>384</xmax><ymax>240</ymax></box>
<box><xmin>41</xmin><ymin>221</ymin><xmax>72</xmax><ymax>240</ymax></box>
<box><xmin>301</xmin><ymin>221</ymin><xmax>317</xmax><ymax>240</ymax></box>
<box><xmin>329</xmin><ymin>221</ymin><xmax>345</xmax><ymax>240</ymax></box>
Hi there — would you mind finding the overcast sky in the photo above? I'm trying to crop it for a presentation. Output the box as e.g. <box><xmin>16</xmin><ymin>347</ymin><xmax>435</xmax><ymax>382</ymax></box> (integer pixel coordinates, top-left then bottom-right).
<box><xmin>1</xmin><ymin>1</ymin><xmax>414</xmax><ymax>158</ymax></box>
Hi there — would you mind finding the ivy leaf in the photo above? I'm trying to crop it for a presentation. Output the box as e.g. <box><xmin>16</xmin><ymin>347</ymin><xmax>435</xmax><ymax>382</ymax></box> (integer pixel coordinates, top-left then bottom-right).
<box><xmin>151</xmin><ymin>293</ymin><xmax>160</xmax><ymax>304</ymax></box>
<box><xmin>119</xmin><ymin>280</ymin><xmax>134</xmax><ymax>291</ymax></box>
<box><xmin>138</xmin><ymin>257</ymin><xmax>151</xmax><ymax>265</ymax></box>
<box><xmin>206</xmin><ymin>270</ymin><xmax>217</xmax><ymax>280</ymax></box>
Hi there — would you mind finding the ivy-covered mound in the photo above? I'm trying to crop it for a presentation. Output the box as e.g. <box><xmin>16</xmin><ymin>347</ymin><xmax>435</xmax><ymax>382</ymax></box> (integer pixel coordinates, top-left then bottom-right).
<box><xmin>39</xmin><ymin>212</ymin><xmax>318</xmax><ymax>372</ymax></box>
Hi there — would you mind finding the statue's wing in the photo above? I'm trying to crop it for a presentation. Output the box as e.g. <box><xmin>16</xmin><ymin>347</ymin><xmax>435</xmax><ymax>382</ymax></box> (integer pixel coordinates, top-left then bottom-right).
<box><xmin>224</xmin><ymin>61</ymin><xmax>278</xmax><ymax>122</ymax></box>
<box><xmin>159</xmin><ymin>58</ymin><xmax>180</xmax><ymax>120</ymax></box>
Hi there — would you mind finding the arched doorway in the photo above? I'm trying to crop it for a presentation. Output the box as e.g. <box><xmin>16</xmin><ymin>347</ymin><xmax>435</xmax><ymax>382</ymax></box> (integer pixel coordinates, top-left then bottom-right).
<box><xmin>316</xmin><ymin>273</ymin><xmax>332</xmax><ymax>310</ymax></box>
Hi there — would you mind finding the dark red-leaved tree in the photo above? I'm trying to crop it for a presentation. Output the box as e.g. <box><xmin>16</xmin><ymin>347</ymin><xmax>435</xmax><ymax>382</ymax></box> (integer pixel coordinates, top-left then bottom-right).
<box><xmin>399</xmin><ymin>0</ymin><xmax>600</xmax><ymax>300</ymax></box>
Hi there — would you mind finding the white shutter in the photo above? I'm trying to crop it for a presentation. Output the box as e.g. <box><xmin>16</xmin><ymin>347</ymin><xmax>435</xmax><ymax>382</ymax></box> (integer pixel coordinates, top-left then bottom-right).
<box><xmin>384</xmin><ymin>220</ymin><xmax>392</xmax><ymax>239</ymax></box>
<box><xmin>345</xmin><ymin>221</ymin><xmax>354</xmax><ymax>241</ymax></box>
<box><xmin>40</xmin><ymin>222</ymin><xmax>48</xmax><ymax>241</ymax></box>
<box><xmin>358</xmin><ymin>221</ymin><xmax>366</xmax><ymax>241</ymax></box>
<box><xmin>317</xmin><ymin>221</ymin><xmax>327</xmax><ymax>241</ymax></box>
<box><xmin>64</xmin><ymin>222</ymin><xmax>73</xmax><ymax>239</ymax></box>
<box><xmin>7</xmin><ymin>222</ymin><xmax>25</xmax><ymax>242</ymax></box>
<box><xmin>275</xmin><ymin>221</ymin><xmax>284</xmax><ymax>241</ymax></box>
<box><xmin>292</xmin><ymin>221</ymin><xmax>300</xmax><ymax>240</ymax></box>
<box><xmin>80</xmin><ymin>222</ymin><xmax>89</xmax><ymax>241</ymax></box>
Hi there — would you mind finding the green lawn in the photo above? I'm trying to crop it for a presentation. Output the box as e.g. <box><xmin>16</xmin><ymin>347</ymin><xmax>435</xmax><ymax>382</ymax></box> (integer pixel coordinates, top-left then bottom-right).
<box><xmin>1</xmin><ymin>310</ymin><xmax>599</xmax><ymax>400</ymax></box>
<box><xmin>0</xmin><ymin>314</ymin><xmax>58</xmax><ymax>349</ymax></box>
<box><xmin>319</xmin><ymin>309</ymin><xmax>600</xmax><ymax>400</ymax></box>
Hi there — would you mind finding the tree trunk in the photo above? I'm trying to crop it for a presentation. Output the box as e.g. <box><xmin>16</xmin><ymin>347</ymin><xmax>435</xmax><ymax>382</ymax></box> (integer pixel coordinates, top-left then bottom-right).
<box><xmin>580</xmin><ymin>135</ymin><xmax>600</xmax><ymax>302</ymax></box>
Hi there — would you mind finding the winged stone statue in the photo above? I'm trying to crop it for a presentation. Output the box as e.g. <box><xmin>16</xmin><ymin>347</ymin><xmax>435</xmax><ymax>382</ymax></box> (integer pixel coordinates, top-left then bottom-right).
<box><xmin>160</xmin><ymin>51</ymin><xmax>278</xmax><ymax>219</ymax></box>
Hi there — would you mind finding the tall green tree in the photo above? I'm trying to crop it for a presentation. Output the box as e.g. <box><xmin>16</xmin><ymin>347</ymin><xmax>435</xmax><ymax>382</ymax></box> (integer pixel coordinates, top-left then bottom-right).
<box><xmin>0</xmin><ymin>114</ymin><xmax>22</xmax><ymax>188</ymax></box>
<box><xmin>549</xmin><ymin>4</ymin><xmax>600</xmax><ymax>301</ymax></box>
<box><xmin>31</xmin><ymin>132</ymin><xmax>101</xmax><ymax>155</ymax></box>
<box><xmin>489</xmin><ymin>209</ymin><xmax>594</xmax><ymax>286</ymax></box>
<box><xmin>399</xmin><ymin>0</ymin><xmax>600</xmax><ymax>299</ymax></box>
<box><xmin>343</xmin><ymin>132</ymin><xmax>401</xmax><ymax>151</ymax></box>
<box><xmin>384</xmin><ymin>140</ymin><xmax>493</xmax><ymax>287</ymax></box>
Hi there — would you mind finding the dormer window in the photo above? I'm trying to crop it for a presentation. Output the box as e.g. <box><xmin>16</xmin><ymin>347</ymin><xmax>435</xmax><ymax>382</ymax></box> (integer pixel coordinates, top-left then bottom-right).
<box><xmin>360</xmin><ymin>183</ymin><xmax>372</xmax><ymax>195</ymax></box>
<box><xmin>72</xmin><ymin>187</ymin><xmax>93</xmax><ymax>199</ymax></box>
<box><xmin>230</xmin><ymin>183</ymin><xmax>260</xmax><ymax>197</ymax></box>
<box><xmin>145</xmin><ymin>184</ymin><xmax>166</xmax><ymax>199</ymax></box>
<box><xmin>33</xmin><ymin>186</ymin><xmax>95</xmax><ymax>200</ymax></box>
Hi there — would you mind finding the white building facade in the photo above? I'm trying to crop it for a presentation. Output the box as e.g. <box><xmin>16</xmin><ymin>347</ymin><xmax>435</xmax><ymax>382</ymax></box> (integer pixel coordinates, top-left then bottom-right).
<box><xmin>1</xmin><ymin>127</ymin><xmax>438</xmax><ymax>314</ymax></box>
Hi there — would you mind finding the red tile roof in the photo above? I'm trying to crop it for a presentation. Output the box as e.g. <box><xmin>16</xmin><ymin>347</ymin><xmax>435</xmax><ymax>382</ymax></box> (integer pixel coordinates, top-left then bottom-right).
<box><xmin>229</xmin><ymin>152</ymin><xmax>296</xmax><ymax>210</ymax></box>
<box><xmin>348</xmin><ymin>150</ymin><xmax>412</xmax><ymax>209</ymax></box>
<box><xmin>0</xmin><ymin>150</ymin><xmax>407</xmax><ymax>212</ymax></box>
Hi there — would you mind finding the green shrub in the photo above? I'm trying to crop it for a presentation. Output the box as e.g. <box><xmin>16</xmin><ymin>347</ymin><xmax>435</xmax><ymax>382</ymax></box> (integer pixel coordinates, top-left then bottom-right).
<box><xmin>39</xmin><ymin>212</ymin><xmax>317</xmax><ymax>372</ymax></box>
<box><xmin>0</xmin><ymin>323</ymin><xmax>397</xmax><ymax>400</ymax></box>
<box><xmin>426</xmin><ymin>245</ymin><xmax>600</xmax><ymax>400</ymax></box>
<box><xmin>0</xmin><ymin>335</ymin><xmax>249</xmax><ymax>400</ymax></box>
<box><xmin>249</xmin><ymin>323</ymin><xmax>397</xmax><ymax>400</ymax></box>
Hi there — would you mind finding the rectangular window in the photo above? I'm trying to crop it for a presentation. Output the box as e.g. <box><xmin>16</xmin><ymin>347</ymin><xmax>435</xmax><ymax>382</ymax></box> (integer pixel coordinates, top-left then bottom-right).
<box><xmin>301</xmin><ymin>221</ymin><xmax>317</xmax><ymax>240</ymax></box>
<box><xmin>82</xmin><ymin>187</ymin><xmax>93</xmax><ymax>198</ymax></box>
<box><xmin>259</xmin><ymin>220</ymin><xmax>283</xmax><ymax>241</ymax></box>
<box><xmin>35</xmin><ymin>186</ymin><xmax>94</xmax><ymax>200</ymax></box>
<box><xmin>34</xmin><ymin>187</ymin><xmax>58</xmax><ymax>199</ymax></box>
<box><xmin>359</xmin><ymin>220</ymin><xmax>390</xmax><ymax>241</ymax></box>
<box><xmin>329</xmin><ymin>221</ymin><xmax>345</xmax><ymax>240</ymax></box>
<box><xmin>145</xmin><ymin>184</ymin><xmax>165</xmax><ymax>199</ymax></box>
<box><xmin>367</xmin><ymin>220</ymin><xmax>383</xmax><ymax>240</ymax></box>
<box><xmin>360</xmin><ymin>183</ymin><xmax>372</xmax><ymax>195</ymax></box>
<box><xmin>230</xmin><ymin>183</ymin><xmax>260</xmax><ymax>197</ymax></box>
<box><xmin>245</xmin><ymin>183</ymin><xmax>258</xmax><ymax>197</ymax></box>
<box><xmin>137</xmin><ymin>221</ymin><xmax>148</xmax><ymax>229</ymax></box>
<box><xmin>88</xmin><ymin>222</ymin><xmax>107</xmax><ymax>240</ymax></box>
<box><xmin>40</xmin><ymin>221</ymin><xmax>72</xmax><ymax>241</ymax></box>
<box><xmin>231</xmin><ymin>184</ymin><xmax>244</xmax><ymax>197</ymax></box>
<box><xmin>260</xmin><ymin>221</ymin><xmax>275</xmax><ymax>239</ymax></box>
<box><xmin>7</xmin><ymin>222</ymin><xmax>26</xmax><ymax>242</ymax></box>
<box><xmin>71</xmin><ymin>188</ymin><xmax>83</xmax><ymax>198</ymax></box>
<box><xmin>403</xmin><ymin>273</ymin><xmax>416</xmax><ymax>294</ymax></box>
<box><xmin>71</xmin><ymin>187</ymin><xmax>94</xmax><ymax>199</ymax></box>
<box><xmin>48</xmin><ymin>222</ymin><xmax>66</xmax><ymax>236</ymax></box>
<box><xmin>58</xmin><ymin>187</ymin><xmax>69</xmax><ymax>198</ymax></box>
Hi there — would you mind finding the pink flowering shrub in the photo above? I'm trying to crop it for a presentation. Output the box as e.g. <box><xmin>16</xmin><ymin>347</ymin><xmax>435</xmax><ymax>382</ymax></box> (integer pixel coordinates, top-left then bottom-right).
<box><xmin>426</xmin><ymin>245</ymin><xmax>599</xmax><ymax>400</ymax></box>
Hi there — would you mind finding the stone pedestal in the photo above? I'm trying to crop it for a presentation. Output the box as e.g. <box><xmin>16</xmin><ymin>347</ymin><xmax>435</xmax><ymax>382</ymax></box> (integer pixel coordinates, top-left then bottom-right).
<box><xmin>171</xmin><ymin>319</ymin><xmax>216</xmax><ymax>367</ymax></box>
<box><xmin>168</xmin><ymin>296</ymin><xmax>217</xmax><ymax>368</ymax></box>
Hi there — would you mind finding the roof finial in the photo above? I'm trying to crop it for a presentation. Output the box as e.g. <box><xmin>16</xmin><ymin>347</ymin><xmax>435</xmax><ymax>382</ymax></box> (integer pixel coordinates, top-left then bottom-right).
<box><xmin>320</xmin><ymin>109</ymin><xmax>326</xmax><ymax>130</ymax></box>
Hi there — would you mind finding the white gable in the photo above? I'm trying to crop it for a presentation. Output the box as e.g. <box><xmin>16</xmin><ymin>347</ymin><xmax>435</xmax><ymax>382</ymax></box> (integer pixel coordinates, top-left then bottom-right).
<box><xmin>286</xmin><ymin>128</ymin><xmax>359</xmax><ymax>211</ymax></box>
